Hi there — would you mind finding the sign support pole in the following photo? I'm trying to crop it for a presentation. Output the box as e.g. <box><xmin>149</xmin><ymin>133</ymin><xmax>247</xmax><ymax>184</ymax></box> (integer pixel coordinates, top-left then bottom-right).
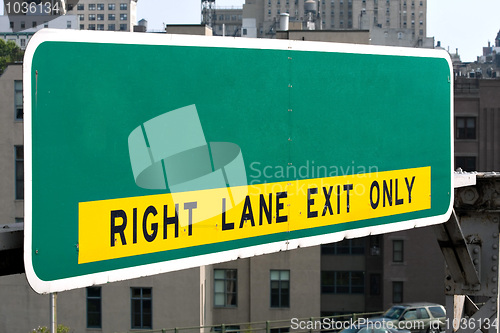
<box><xmin>50</xmin><ymin>293</ymin><xmax>57</xmax><ymax>333</ymax></box>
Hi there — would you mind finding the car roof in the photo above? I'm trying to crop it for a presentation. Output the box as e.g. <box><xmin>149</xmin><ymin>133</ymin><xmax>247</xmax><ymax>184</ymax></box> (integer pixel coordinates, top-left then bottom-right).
<box><xmin>393</xmin><ymin>302</ymin><xmax>444</xmax><ymax>308</ymax></box>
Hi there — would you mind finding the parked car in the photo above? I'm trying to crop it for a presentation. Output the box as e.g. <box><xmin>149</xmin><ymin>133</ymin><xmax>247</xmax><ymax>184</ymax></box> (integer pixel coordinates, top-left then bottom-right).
<box><xmin>372</xmin><ymin>303</ymin><xmax>446</xmax><ymax>333</ymax></box>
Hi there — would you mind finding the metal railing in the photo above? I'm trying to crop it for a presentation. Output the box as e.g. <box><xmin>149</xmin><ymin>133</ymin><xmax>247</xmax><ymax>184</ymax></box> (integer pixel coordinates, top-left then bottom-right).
<box><xmin>119</xmin><ymin>311</ymin><xmax>384</xmax><ymax>333</ymax></box>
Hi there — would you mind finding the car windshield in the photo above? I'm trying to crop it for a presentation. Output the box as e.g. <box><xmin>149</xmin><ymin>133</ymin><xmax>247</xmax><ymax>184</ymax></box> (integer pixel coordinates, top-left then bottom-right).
<box><xmin>383</xmin><ymin>307</ymin><xmax>404</xmax><ymax>320</ymax></box>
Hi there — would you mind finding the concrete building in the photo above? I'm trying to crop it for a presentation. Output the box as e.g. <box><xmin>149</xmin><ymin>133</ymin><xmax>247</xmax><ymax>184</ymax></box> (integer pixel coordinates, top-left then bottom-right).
<box><xmin>276</xmin><ymin>28</ymin><xmax>370</xmax><ymax>43</ymax></box>
<box><xmin>242</xmin><ymin>0</ymin><xmax>427</xmax><ymax>41</ymax></box>
<box><xmin>166</xmin><ymin>24</ymin><xmax>213</xmax><ymax>36</ymax></box>
<box><xmin>454</xmin><ymin>77</ymin><xmax>500</xmax><ymax>172</ymax></box>
<box><xmin>66</xmin><ymin>0</ymin><xmax>138</xmax><ymax>32</ymax></box>
<box><xmin>0</xmin><ymin>16</ymin><xmax>78</xmax><ymax>50</ymax></box>
<box><xmin>0</xmin><ymin>0</ymin><xmax>78</xmax><ymax>50</ymax></box>
<box><xmin>213</xmin><ymin>7</ymin><xmax>243</xmax><ymax>36</ymax></box>
<box><xmin>0</xmin><ymin>64</ymin><xmax>23</xmax><ymax>227</ymax></box>
<box><xmin>381</xmin><ymin>228</ymin><xmax>445</xmax><ymax>310</ymax></box>
<box><xmin>369</xmin><ymin>25</ymin><xmax>433</xmax><ymax>48</ymax></box>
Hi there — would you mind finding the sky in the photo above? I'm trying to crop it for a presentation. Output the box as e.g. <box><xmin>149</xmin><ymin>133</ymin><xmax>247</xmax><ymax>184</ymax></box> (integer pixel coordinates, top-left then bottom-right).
<box><xmin>1</xmin><ymin>0</ymin><xmax>500</xmax><ymax>62</ymax></box>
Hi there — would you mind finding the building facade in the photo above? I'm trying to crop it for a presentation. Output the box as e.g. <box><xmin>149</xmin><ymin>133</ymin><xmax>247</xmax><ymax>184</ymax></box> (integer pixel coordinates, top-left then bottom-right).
<box><xmin>66</xmin><ymin>0</ymin><xmax>137</xmax><ymax>32</ymax></box>
<box><xmin>241</xmin><ymin>0</ymin><xmax>426</xmax><ymax>40</ymax></box>
<box><xmin>1</xmin><ymin>0</ymin><xmax>78</xmax><ymax>49</ymax></box>
<box><xmin>454</xmin><ymin>78</ymin><xmax>500</xmax><ymax>172</ymax></box>
<box><xmin>212</xmin><ymin>7</ymin><xmax>243</xmax><ymax>36</ymax></box>
<box><xmin>2</xmin><ymin>0</ymin><xmax>79</xmax><ymax>33</ymax></box>
<box><xmin>0</xmin><ymin>64</ymin><xmax>23</xmax><ymax>226</ymax></box>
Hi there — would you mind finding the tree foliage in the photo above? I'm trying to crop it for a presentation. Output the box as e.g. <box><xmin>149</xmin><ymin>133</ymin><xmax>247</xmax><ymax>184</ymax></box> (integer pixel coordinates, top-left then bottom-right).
<box><xmin>30</xmin><ymin>324</ymin><xmax>71</xmax><ymax>333</ymax></box>
<box><xmin>0</xmin><ymin>39</ymin><xmax>24</xmax><ymax>75</ymax></box>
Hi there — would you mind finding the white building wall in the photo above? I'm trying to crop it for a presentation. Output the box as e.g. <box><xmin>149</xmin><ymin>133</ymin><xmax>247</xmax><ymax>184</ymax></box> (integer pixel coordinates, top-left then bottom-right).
<box><xmin>242</xmin><ymin>18</ymin><xmax>257</xmax><ymax>38</ymax></box>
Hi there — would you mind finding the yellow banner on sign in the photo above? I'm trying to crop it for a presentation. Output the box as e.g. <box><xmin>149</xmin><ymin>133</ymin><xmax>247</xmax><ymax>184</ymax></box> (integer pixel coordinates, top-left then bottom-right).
<box><xmin>78</xmin><ymin>166</ymin><xmax>430</xmax><ymax>264</ymax></box>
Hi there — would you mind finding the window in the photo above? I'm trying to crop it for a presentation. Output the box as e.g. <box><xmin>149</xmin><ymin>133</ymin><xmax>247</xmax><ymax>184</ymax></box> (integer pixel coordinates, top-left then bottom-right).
<box><xmin>321</xmin><ymin>271</ymin><xmax>364</xmax><ymax>294</ymax></box>
<box><xmin>418</xmin><ymin>308</ymin><xmax>430</xmax><ymax>319</ymax></box>
<box><xmin>67</xmin><ymin>3</ymin><xmax>73</xmax><ymax>10</ymax></box>
<box><xmin>456</xmin><ymin>117</ymin><xmax>476</xmax><ymax>139</ymax></box>
<box><xmin>87</xmin><ymin>287</ymin><xmax>102</xmax><ymax>328</ymax></box>
<box><xmin>32</xmin><ymin>21</ymin><xmax>37</xmax><ymax>28</ymax></box>
<box><xmin>108</xmin><ymin>14</ymin><xmax>116</xmax><ymax>20</ymax></box>
<box><xmin>89</xmin><ymin>3</ymin><xmax>96</xmax><ymax>10</ymax></box>
<box><xmin>214</xmin><ymin>269</ymin><xmax>237</xmax><ymax>307</ymax></box>
<box><xmin>20</xmin><ymin>39</ymin><xmax>25</xmax><ymax>47</ymax></box>
<box><xmin>97</xmin><ymin>3</ymin><xmax>104</xmax><ymax>10</ymax></box>
<box><xmin>393</xmin><ymin>240</ymin><xmax>404</xmax><ymax>262</ymax></box>
<box><xmin>119</xmin><ymin>24</ymin><xmax>127</xmax><ymax>31</ymax></box>
<box><xmin>120</xmin><ymin>3</ymin><xmax>128</xmax><ymax>10</ymax></box>
<box><xmin>89</xmin><ymin>14</ymin><xmax>96</xmax><ymax>21</ymax></box>
<box><xmin>97</xmin><ymin>14</ymin><xmax>104</xmax><ymax>20</ymax></box>
<box><xmin>270</xmin><ymin>270</ymin><xmax>289</xmax><ymax>308</ymax></box>
<box><xmin>67</xmin><ymin>21</ymin><xmax>72</xmax><ymax>28</ymax></box>
<box><xmin>131</xmin><ymin>288</ymin><xmax>152</xmax><ymax>329</ymax></box>
<box><xmin>80</xmin><ymin>24</ymin><xmax>84</xmax><ymax>30</ymax></box>
<box><xmin>78</xmin><ymin>14</ymin><xmax>84</xmax><ymax>21</ymax></box>
<box><xmin>15</xmin><ymin>146</ymin><xmax>23</xmax><ymax>200</ymax></box>
<box><xmin>88</xmin><ymin>24</ymin><xmax>96</xmax><ymax>30</ymax></box>
<box><xmin>370</xmin><ymin>235</ymin><xmax>381</xmax><ymax>255</ymax></box>
<box><xmin>393</xmin><ymin>281</ymin><xmax>403</xmax><ymax>303</ymax></box>
<box><xmin>403</xmin><ymin>309</ymin><xmax>418</xmax><ymax>320</ymax></box>
<box><xmin>429</xmin><ymin>306</ymin><xmax>446</xmax><ymax>318</ymax></box>
<box><xmin>108</xmin><ymin>24</ymin><xmax>116</xmax><ymax>30</ymax></box>
<box><xmin>20</xmin><ymin>21</ymin><xmax>25</xmax><ymax>29</ymax></box>
<box><xmin>14</xmin><ymin>80</ymin><xmax>23</xmax><ymax>120</ymax></box>
<box><xmin>455</xmin><ymin>156</ymin><xmax>476</xmax><ymax>172</ymax></box>
<box><xmin>109</xmin><ymin>3</ymin><xmax>116</xmax><ymax>10</ymax></box>
<box><xmin>44</xmin><ymin>22</ymin><xmax>48</xmax><ymax>28</ymax></box>
<box><xmin>321</xmin><ymin>239</ymin><xmax>365</xmax><ymax>255</ymax></box>
<box><xmin>97</xmin><ymin>24</ymin><xmax>104</xmax><ymax>30</ymax></box>
<box><xmin>77</xmin><ymin>3</ymin><xmax>84</xmax><ymax>10</ymax></box>
<box><xmin>120</xmin><ymin>13</ymin><xmax>127</xmax><ymax>21</ymax></box>
<box><xmin>10</xmin><ymin>21</ymin><xmax>14</xmax><ymax>29</ymax></box>
<box><xmin>214</xmin><ymin>325</ymin><xmax>241</xmax><ymax>332</ymax></box>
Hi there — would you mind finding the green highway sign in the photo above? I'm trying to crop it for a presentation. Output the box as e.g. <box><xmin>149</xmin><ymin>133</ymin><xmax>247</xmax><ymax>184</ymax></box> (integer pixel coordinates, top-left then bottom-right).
<box><xmin>24</xmin><ymin>29</ymin><xmax>453</xmax><ymax>293</ymax></box>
